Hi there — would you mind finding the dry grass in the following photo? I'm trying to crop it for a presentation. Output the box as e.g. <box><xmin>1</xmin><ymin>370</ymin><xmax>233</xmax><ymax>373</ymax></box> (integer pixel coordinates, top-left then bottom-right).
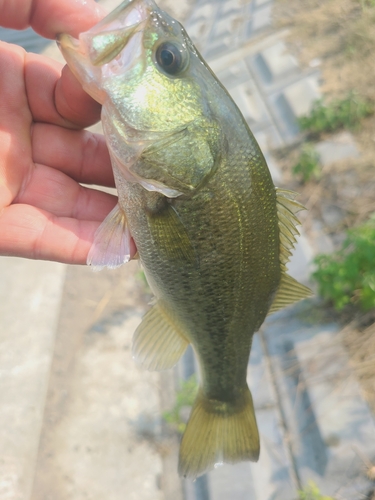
<box><xmin>275</xmin><ymin>0</ymin><xmax>375</xmax><ymax>99</ymax></box>
<box><xmin>340</xmin><ymin>311</ymin><xmax>375</xmax><ymax>413</ymax></box>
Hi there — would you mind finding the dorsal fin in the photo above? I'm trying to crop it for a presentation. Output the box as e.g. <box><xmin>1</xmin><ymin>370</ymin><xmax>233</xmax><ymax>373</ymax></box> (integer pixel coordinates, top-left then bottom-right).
<box><xmin>268</xmin><ymin>273</ymin><xmax>312</xmax><ymax>314</ymax></box>
<box><xmin>276</xmin><ymin>188</ymin><xmax>305</xmax><ymax>271</ymax></box>
<box><xmin>268</xmin><ymin>189</ymin><xmax>313</xmax><ymax>314</ymax></box>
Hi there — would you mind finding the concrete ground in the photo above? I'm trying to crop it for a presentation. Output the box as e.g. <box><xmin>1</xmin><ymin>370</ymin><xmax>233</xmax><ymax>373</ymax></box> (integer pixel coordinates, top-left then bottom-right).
<box><xmin>1</xmin><ymin>0</ymin><xmax>375</xmax><ymax>499</ymax></box>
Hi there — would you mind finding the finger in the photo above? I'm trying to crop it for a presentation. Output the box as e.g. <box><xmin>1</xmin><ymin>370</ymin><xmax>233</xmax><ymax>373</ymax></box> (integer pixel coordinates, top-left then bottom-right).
<box><xmin>32</xmin><ymin>123</ymin><xmax>114</xmax><ymax>187</ymax></box>
<box><xmin>0</xmin><ymin>43</ymin><xmax>32</xmax><ymax>207</ymax></box>
<box><xmin>25</xmin><ymin>52</ymin><xmax>101</xmax><ymax>129</ymax></box>
<box><xmin>0</xmin><ymin>204</ymin><xmax>97</xmax><ymax>263</ymax></box>
<box><xmin>0</xmin><ymin>0</ymin><xmax>106</xmax><ymax>38</ymax></box>
<box><xmin>0</xmin><ymin>205</ymin><xmax>136</xmax><ymax>264</ymax></box>
<box><xmin>0</xmin><ymin>204</ymin><xmax>137</xmax><ymax>264</ymax></box>
<box><xmin>15</xmin><ymin>163</ymin><xmax>117</xmax><ymax>221</ymax></box>
<box><xmin>55</xmin><ymin>65</ymin><xmax>102</xmax><ymax>128</ymax></box>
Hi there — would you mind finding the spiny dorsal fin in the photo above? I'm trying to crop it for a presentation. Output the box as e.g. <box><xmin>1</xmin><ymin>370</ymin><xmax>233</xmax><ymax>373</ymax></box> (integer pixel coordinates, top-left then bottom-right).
<box><xmin>132</xmin><ymin>302</ymin><xmax>189</xmax><ymax>371</ymax></box>
<box><xmin>268</xmin><ymin>189</ymin><xmax>313</xmax><ymax>314</ymax></box>
<box><xmin>276</xmin><ymin>188</ymin><xmax>305</xmax><ymax>270</ymax></box>
<box><xmin>268</xmin><ymin>273</ymin><xmax>313</xmax><ymax>315</ymax></box>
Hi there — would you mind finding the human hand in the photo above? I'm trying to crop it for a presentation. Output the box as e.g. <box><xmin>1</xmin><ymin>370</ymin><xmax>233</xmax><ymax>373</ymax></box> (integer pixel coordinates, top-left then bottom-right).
<box><xmin>0</xmin><ymin>0</ymin><xmax>133</xmax><ymax>265</ymax></box>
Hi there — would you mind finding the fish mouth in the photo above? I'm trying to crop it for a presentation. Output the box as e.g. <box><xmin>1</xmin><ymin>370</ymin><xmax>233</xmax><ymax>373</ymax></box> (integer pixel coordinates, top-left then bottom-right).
<box><xmin>57</xmin><ymin>0</ymin><xmax>149</xmax><ymax>61</ymax></box>
<box><xmin>57</xmin><ymin>0</ymin><xmax>157</xmax><ymax>100</ymax></box>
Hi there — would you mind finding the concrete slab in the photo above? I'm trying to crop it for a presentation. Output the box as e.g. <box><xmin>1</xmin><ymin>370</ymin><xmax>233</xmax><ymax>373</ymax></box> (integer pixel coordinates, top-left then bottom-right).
<box><xmin>189</xmin><ymin>3</ymin><xmax>215</xmax><ymax>24</ymax></box>
<box><xmin>257</xmin><ymin>41</ymin><xmax>299</xmax><ymax>83</ymax></box>
<box><xmin>208</xmin><ymin>462</ymin><xmax>257</xmax><ymax>500</ymax></box>
<box><xmin>186</xmin><ymin>20</ymin><xmax>210</xmax><ymax>49</ymax></box>
<box><xmin>256</xmin><ymin>0</ymin><xmax>273</xmax><ymax>5</ymax></box>
<box><xmin>283</xmin><ymin>76</ymin><xmax>321</xmax><ymax>119</ymax></box>
<box><xmin>295</xmin><ymin>331</ymin><xmax>375</xmax><ymax>498</ymax></box>
<box><xmin>30</xmin><ymin>263</ymin><xmax>165</xmax><ymax>500</ymax></box>
<box><xmin>264</xmin><ymin>154</ymin><xmax>283</xmax><ymax>184</ymax></box>
<box><xmin>252</xmin><ymin>4</ymin><xmax>273</xmax><ymax>32</ymax></box>
<box><xmin>221</xmin><ymin>0</ymin><xmax>244</xmax><ymax>15</ymax></box>
<box><xmin>249</xmin><ymin>408</ymin><xmax>297</xmax><ymax>500</ymax></box>
<box><xmin>253</xmin><ymin>126</ymin><xmax>284</xmax><ymax>153</ymax></box>
<box><xmin>216</xmin><ymin>59</ymin><xmax>253</xmax><ymax>89</ymax></box>
<box><xmin>229</xmin><ymin>83</ymin><xmax>269</xmax><ymax>127</ymax></box>
<box><xmin>204</xmin><ymin>39</ymin><xmax>233</xmax><ymax>60</ymax></box>
<box><xmin>212</xmin><ymin>15</ymin><xmax>243</xmax><ymax>39</ymax></box>
<box><xmin>264</xmin><ymin>311</ymin><xmax>375</xmax><ymax>500</ymax></box>
<box><xmin>315</xmin><ymin>131</ymin><xmax>360</xmax><ymax>166</ymax></box>
<box><xmin>0</xmin><ymin>257</ymin><xmax>66</xmax><ymax>500</ymax></box>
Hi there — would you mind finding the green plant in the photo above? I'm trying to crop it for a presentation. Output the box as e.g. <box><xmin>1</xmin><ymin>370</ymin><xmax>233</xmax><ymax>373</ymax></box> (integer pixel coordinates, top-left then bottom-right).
<box><xmin>312</xmin><ymin>215</ymin><xmax>375</xmax><ymax>311</ymax></box>
<box><xmin>136</xmin><ymin>269</ymin><xmax>151</xmax><ymax>292</ymax></box>
<box><xmin>359</xmin><ymin>0</ymin><xmax>375</xmax><ymax>9</ymax></box>
<box><xmin>292</xmin><ymin>143</ymin><xmax>321</xmax><ymax>183</ymax></box>
<box><xmin>299</xmin><ymin>93</ymin><xmax>373</xmax><ymax>135</ymax></box>
<box><xmin>298</xmin><ymin>481</ymin><xmax>334</xmax><ymax>500</ymax></box>
<box><xmin>163</xmin><ymin>375</ymin><xmax>198</xmax><ymax>433</ymax></box>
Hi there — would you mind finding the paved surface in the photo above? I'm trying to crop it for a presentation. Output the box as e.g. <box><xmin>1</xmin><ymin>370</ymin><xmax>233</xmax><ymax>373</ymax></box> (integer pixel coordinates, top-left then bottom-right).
<box><xmin>0</xmin><ymin>0</ymin><xmax>375</xmax><ymax>499</ymax></box>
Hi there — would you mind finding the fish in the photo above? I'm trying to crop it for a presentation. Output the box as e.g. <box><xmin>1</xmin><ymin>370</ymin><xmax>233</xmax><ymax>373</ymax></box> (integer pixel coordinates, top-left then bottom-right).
<box><xmin>57</xmin><ymin>0</ymin><xmax>312</xmax><ymax>479</ymax></box>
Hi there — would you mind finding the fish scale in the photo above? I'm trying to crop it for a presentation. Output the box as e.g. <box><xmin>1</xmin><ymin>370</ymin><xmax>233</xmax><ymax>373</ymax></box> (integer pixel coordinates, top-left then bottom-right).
<box><xmin>57</xmin><ymin>0</ymin><xmax>312</xmax><ymax>479</ymax></box>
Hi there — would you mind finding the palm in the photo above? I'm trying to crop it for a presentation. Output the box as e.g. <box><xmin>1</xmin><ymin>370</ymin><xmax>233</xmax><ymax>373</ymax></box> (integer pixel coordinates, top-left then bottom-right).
<box><xmin>0</xmin><ymin>0</ymin><xmax>126</xmax><ymax>264</ymax></box>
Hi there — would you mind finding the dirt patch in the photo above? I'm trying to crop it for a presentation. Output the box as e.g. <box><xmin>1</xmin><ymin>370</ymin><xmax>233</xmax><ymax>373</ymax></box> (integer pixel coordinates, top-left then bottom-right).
<box><xmin>341</xmin><ymin>311</ymin><xmax>375</xmax><ymax>414</ymax></box>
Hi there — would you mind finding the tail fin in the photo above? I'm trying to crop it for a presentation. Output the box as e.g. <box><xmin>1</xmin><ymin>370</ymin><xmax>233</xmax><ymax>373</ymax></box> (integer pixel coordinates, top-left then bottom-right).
<box><xmin>178</xmin><ymin>386</ymin><xmax>259</xmax><ymax>479</ymax></box>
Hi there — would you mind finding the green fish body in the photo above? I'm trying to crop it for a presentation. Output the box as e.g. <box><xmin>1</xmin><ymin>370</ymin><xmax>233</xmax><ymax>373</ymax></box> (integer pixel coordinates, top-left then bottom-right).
<box><xmin>58</xmin><ymin>0</ymin><xmax>311</xmax><ymax>479</ymax></box>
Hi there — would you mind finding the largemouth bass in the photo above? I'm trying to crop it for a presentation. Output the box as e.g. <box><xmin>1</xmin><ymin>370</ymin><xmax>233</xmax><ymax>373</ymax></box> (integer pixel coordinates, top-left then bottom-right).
<box><xmin>58</xmin><ymin>0</ymin><xmax>312</xmax><ymax>479</ymax></box>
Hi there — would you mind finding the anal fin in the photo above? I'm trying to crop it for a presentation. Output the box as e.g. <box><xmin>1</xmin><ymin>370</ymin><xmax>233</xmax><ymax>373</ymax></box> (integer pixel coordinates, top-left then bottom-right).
<box><xmin>87</xmin><ymin>203</ymin><xmax>132</xmax><ymax>270</ymax></box>
<box><xmin>268</xmin><ymin>273</ymin><xmax>313</xmax><ymax>315</ymax></box>
<box><xmin>132</xmin><ymin>302</ymin><xmax>189</xmax><ymax>371</ymax></box>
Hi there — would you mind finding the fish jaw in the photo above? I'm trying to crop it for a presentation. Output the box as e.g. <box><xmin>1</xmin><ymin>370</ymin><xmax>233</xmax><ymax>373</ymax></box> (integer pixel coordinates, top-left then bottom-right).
<box><xmin>57</xmin><ymin>33</ymin><xmax>106</xmax><ymax>104</ymax></box>
<box><xmin>56</xmin><ymin>0</ymin><xmax>157</xmax><ymax>104</ymax></box>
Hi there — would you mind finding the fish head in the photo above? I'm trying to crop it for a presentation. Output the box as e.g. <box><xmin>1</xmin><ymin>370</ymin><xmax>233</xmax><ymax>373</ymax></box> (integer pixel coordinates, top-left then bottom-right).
<box><xmin>58</xmin><ymin>0</ymin><xmax>204</xmax><ymax>122</ymax></box>
<box><xmin>58</xmin><ymin>0</ymin><xmax>225</xmax><ymax>196</ymax></box>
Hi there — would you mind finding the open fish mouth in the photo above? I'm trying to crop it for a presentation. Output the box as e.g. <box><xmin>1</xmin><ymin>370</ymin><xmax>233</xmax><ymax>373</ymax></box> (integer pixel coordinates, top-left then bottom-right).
<box><xmin>56</xmin><ymin>0</ymin><xmax>158</xmax><ymax>98</ymax></box>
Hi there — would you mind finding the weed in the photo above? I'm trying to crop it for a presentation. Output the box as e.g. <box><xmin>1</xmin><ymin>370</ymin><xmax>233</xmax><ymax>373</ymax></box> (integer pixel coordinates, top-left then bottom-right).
<box><xmin>298</xmin><ymin>481</ymin><xmax>334</xmax><ymax>500</ymax></box>
<box><xmin>162</xmin><ymin>375</ymin><xmax>198</xmax><ymax>433</ymax></box>
<box><xmin>312</xmin><ymin>214</ymin><xmax>375</xmax><ymax>311</ymax></box>
<box><xmin>292</xmin><ymin>143</ymin><xmax>321</xmax><ymax>183</ymax></box>
<box><xmin>359</xmin><ymin>0</ymin><xmax>375</xmax><ymax>9</ymax></box>
<box><xmin>299</xmin><ymin>93</ymin><xmax>373</xmax><ymax>136</ymax></box>
<box><xmin>136</xmin><ymin>269</ymin><xmax>151</xmax><ymax>292</ymax></box>
<box><xmin>345</xmin><ymin>6</ymin><xmax>375</xmax><ymax>57</ymax></box>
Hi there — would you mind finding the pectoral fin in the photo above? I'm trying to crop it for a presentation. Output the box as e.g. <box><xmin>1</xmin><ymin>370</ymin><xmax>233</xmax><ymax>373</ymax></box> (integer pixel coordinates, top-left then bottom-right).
<box><xmin>148</xmin><ymin>204</ymin><xmax>196</xmax><ymax>264</ymax></box>
<box><xmin>87</xmin><ymin>204</ymin><xmax>132</xmax><ymax>270</ymax></box>
<box><xmin>133</xmin><ymin>302</ymin><xmax>189</xmax><ymax>371</ymax></box>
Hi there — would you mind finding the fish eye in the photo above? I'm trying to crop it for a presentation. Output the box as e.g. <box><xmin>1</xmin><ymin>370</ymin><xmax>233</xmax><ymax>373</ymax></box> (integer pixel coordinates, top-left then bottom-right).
<box><xmin>155</xmin><ymin>41</ymin><xmax>186</xmax><ymax>76</ymax></box>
